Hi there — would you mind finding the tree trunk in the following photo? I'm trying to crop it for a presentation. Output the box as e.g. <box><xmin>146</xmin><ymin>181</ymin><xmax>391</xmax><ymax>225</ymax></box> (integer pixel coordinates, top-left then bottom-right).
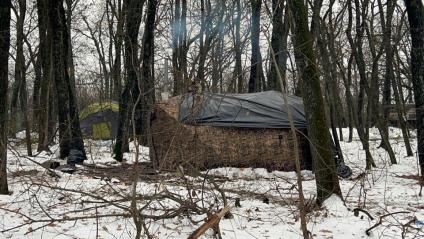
<box><xmin>114</xmin><ymin>0</ymin><xmax>145</xmax><ymax>161</ymax></box>
<box><xmin>140</xmin><ymin>0</ymin><xmax>157</xmax><ymax>145</ymax></box>
<box><xmin>15</xmin><ymin>0</ymin><xmax>32</xmax><ymax>156</ymax></box>
<box><xmin>289</xmin><ymin>0</ymin><xmax>342</xmax><ymax>205</ymax></box>
<box><xmin>179</xmin><ymin>0</ymin><xmax>188</xmax><ymax>89</ymax></box>
<box><xmin>0</xmin><ymin>0</ymin><xmax>11</xmax><ymax>195</ymax></box>
<box><xmin>379</xmin><ymin>0</ymin><xmax>413</xmax><ymax>157</ymax></box>
<box><xmin>346</xmin><ymin>0</ymin><xmax>377</xmax><ymax>169</ymax></box>
<box><xmin>268</xmin><ymin>0</ymin><xmax>288</xmax><ymax>91</ymax></box>
<box><xmin>172</xmin><ymin>0</ymin><xmax>188</xmax><ymax>95</ymax></box>
<box><xmin>49</xmin><ymin>0</ymin><xmax>86</xmax><ymax>162</ymax></box>
<box><xmin>248</xmin><ymin>0</ymin><xmax>264</xmax><ymax>93</ymax></box>
<box><xmin>404</xmin><ymin>0</ymin><xmax>424</xmax><ymax>181</ymax></box>
<box><xmin>197</xmin><ymin>0</ymin><xmax>215</xmax><ymax>91</ymax></box>
<box><xmin>317</xmin><ymin>24</ymin><xmax>345</xmax><ymax>164</ymax></box>
<box><xmin>111</xmin><ymin>0</ymin><xmax>124</xmax><ymax>100</ymax></box>
<box><xmin>31</xmin><ymin>47</ymin><xmax>42</xmax><ymax>133</ymax></box>
<box><xmin>234</xmin><ymin>0</ymin><xmax>243</xmax><ymax>93</ymax></box>
<box><xmin>36</xmin><ymin>0</ymin><xmax>52</xmax><ymax>152</ymax></box>
<box><xmin>380</xmin><ymin>0</ymin><xmax>395</xmax><ymax>134</ymax></box>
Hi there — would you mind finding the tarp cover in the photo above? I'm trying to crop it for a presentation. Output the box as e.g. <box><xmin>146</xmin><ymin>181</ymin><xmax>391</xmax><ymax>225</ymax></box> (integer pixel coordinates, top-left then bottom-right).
<box><xmin>179</xmin><ymin>91</ymin><xmax>307</xmax><ymax>129</ymax></box>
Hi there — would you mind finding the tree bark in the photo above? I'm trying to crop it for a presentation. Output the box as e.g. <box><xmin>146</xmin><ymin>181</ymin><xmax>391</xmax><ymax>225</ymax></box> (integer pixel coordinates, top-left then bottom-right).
<box><xmin>36</xmin><ymin>0</ymin><xmax>53</xmax><ymax>152</ymax></box>
<box><xmin>404</xmin><ymin>0</ymin><xmax>424</xmax><ymax>181</ymax></box>
<box><xmin>15</xmin><ymin>0</ymin><xmax>32</xmax><ymax>156</ymax></box>
<box><xmin>289</xmin><ymin>0</ymin><xmax>342</xmax><ymax>205</ymax></box>
<box><xmin>140</xmin><ymin>0</ymin><xmax>157</xmax><ymax>145</ymax></box>
<box><xmin>0</xmin><ymin>0</ymin><xmax>11</xmax><ymax>195</ymax></box>
<box><xmin>234</xmin><ymin>0</ymin><xmax>243</xmax><ymax>93</ymax></box>
<box><xmin>268</xmin><ymin>0</ymin><xmax>289</xmax><ymax>91</ymax></box>
<box><xmin>380</xmin><ymin>0</ymin><xmax>395</xmax><ymax>133</ymax></box>
<box><xmin>111</xmin><ymin>0</ymin><xmax>125</xmax><ymax>100</ymax></box>
<box><xmin>114</xmin><ymin>0</ymin><xmax>145</xmax><ymax>161</ymax></box>
<box><xmin>317</xmin><ymin>25</ymin><xmax>345</xmax><ymax>165</ymax></box>
<box><xmin>172</xmin><ymin>0</ymin><xmax>188</xmax><ymax>95</ymax></box>
<box><xmin>49</xmin><ymin>0</ymin><xmax>86</xmax><ymax>162</ymax></box>
<box><xmin>248</xmin><ymin>0</ymin><xmax>264</xmax><ymax>93</ymax></box>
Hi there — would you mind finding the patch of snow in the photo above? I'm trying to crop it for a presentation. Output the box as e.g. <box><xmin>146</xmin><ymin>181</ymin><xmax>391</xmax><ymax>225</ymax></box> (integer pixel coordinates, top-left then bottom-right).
<box><xmin>322</xmin><ymin>195</ymin><xmax>349</xmax><ymax>217</ymax></box>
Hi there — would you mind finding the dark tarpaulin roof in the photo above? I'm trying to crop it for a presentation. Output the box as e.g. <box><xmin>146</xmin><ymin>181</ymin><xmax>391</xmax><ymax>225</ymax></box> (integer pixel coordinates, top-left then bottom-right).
<box><xmin>179</xmin><ymin>91</ymin><xmax>307</xmax><ymax>129</ymax></box>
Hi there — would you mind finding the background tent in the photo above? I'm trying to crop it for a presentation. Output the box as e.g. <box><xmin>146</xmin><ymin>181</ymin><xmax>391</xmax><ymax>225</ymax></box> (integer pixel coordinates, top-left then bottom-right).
<box><xmin>80</xmin><ymin>102</ymin><xmax>119</xmax><ymax>140</ymax></box>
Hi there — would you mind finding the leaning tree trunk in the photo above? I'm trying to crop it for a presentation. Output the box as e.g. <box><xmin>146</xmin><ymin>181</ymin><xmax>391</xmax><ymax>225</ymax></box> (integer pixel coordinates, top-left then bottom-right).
<box><xmin>290</xmin><ymin>0</ymin><xmax>342</xmax><ymax>205</ymax></box>
<box><xmin>404</xmin><ymin>0</ymin><xmax>424</xmax><ymax>181</ymax></box>
<box><xmin>0</xmin><ymin>0</ymin><xmax>11</xmax><ymax>195</ymax></box>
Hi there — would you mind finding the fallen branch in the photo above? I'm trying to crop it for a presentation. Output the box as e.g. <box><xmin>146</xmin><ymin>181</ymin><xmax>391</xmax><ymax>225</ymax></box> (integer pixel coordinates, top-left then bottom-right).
<box><xmin>188</xmin><ymin>206</ymin><xmax>230</xmax><ymax>239</ymax></box>
<box><xmin>366</xmin><ymin>211</ymin><xmax>409</xmax><ymax>236</ymax></box>
<box><xmin>8</xmin><ymin>147</ymin><xmax>61</xmax><ymax>178</ymax></box>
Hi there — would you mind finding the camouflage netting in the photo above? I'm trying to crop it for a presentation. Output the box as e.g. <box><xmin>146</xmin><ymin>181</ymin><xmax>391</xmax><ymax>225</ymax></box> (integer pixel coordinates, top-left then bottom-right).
<box><xmin>150</xmin><ymin>96</ymin><xmax>312</xmax><ymax>172</ymax></box>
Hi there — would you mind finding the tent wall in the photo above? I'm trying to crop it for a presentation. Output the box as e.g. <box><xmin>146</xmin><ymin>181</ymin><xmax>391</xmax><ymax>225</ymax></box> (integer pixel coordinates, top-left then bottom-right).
<box><xmin>80</xmin><ymin>109</ymin><xmax>119</xmax><ymax>139</ymax></box>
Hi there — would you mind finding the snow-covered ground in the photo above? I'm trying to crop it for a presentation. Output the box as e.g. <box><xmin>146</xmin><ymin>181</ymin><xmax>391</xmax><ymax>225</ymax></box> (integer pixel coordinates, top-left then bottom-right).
<box><xmin>1</xmin><ymin>128</ymin><xmax>423</xmax><ymax>238</ymax></box>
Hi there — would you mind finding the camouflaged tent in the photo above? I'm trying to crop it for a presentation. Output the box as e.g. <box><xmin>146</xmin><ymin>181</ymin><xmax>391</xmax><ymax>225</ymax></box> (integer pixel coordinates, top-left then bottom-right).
<box><xmin>80</xmin><ymin>102</ymin><xmax>119</xmax><ymax>140</ymax></box>
<box><xmin>150</xmin><ymin>91</ymin><xmax>313</xmax><ymax>172</ymax></box>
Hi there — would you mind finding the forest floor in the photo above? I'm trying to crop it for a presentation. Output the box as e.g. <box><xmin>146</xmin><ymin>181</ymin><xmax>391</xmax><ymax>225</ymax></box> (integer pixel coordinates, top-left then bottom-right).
<box><xmin>0</xmin><ymin>128</ymin><xmax>423</xmax><ymax>239</ymax></box>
